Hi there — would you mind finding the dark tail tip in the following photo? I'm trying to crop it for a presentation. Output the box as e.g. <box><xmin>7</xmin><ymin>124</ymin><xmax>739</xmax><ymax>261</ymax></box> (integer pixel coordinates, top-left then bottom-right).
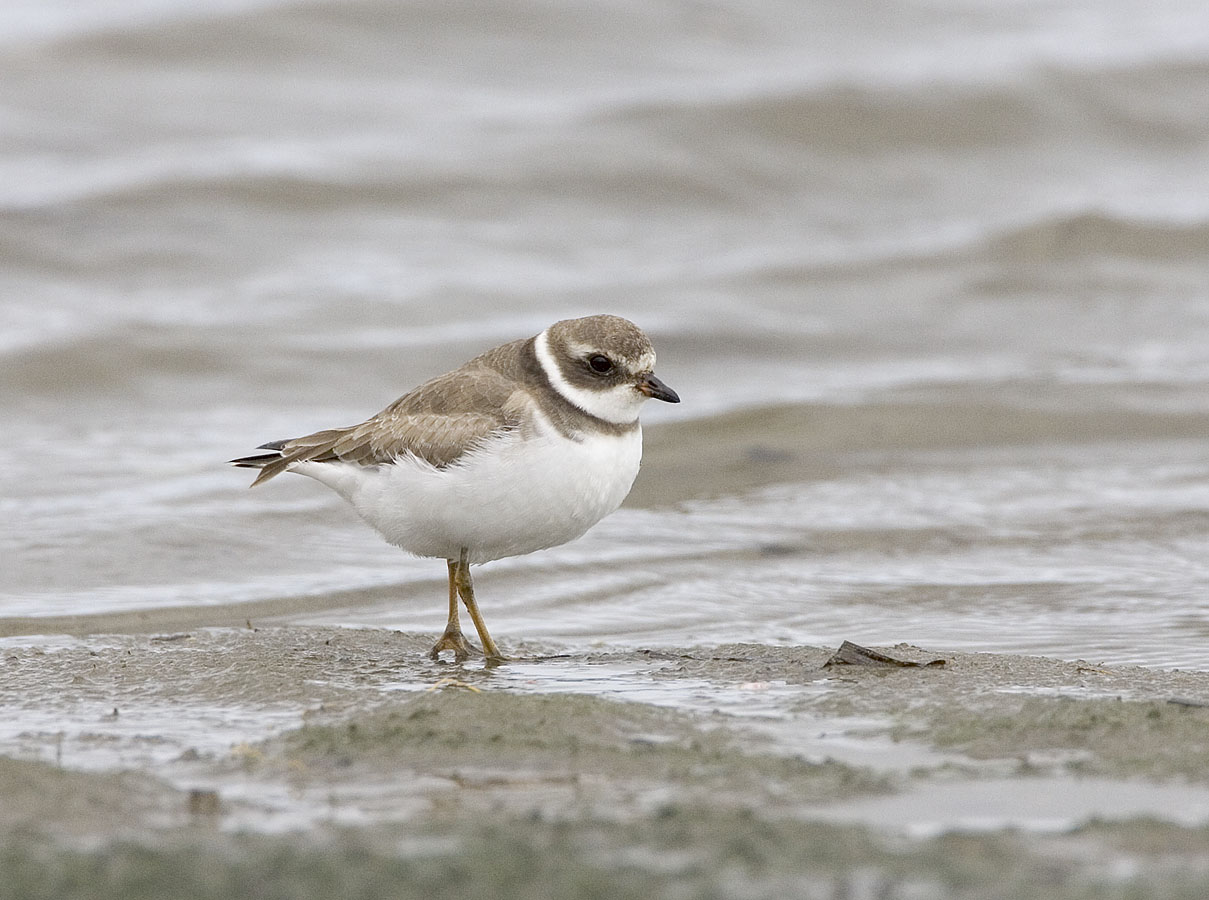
<box><xmin>229</xmin><ymin>453</ymin><xmax>281</xmax><ymax>468</ymax></box>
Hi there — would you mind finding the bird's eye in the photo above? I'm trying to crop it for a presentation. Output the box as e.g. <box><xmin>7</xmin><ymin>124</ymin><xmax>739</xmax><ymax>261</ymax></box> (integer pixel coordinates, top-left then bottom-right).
<box><xmin>588</xmin><ymin>355</ymin><xmax>614</xmax><ymax>374</ymax></box>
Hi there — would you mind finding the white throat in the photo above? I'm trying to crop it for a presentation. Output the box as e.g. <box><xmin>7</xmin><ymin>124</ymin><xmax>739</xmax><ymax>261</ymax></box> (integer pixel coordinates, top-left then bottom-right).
<box><xmin>535</xmin><ymin>328</ymin><xmax>644</xmax><ymax>425</ymax></box>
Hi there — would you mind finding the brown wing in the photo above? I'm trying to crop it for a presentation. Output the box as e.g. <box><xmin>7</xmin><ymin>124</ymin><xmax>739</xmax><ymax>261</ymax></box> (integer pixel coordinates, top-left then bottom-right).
<box><xmin>244</xmin><ymin>363</ymin><xmax>526</xmax><ymax>487</ymax></box>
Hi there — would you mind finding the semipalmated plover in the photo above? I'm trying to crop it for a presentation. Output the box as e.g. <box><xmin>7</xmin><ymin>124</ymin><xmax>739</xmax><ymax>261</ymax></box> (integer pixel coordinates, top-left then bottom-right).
<box><xmin>231</xmin><ymin>314</ymin><xmax>679</xmax><ymax>662</ymax></box>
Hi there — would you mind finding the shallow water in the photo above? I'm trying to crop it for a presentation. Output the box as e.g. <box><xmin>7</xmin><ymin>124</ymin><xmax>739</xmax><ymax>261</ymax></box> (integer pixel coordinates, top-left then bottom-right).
<box><xmin>289</xmin><ymin>438</ymin><xmax>1209</xmax><ymax>668</ymax></box>
<box><xmin>814</xmin><ymin>777</ymin><xmax>1209</xmax><ymax>837</ymax></box>
<box><xmin>7</xmin><ymin>630</ymin><xmax>1209</xmax><ymax>838</ymax></box>
<box><xmin>4</xmin><ymin>0</ymin><xmax>1209</xmax><ymax>671</ymax></box>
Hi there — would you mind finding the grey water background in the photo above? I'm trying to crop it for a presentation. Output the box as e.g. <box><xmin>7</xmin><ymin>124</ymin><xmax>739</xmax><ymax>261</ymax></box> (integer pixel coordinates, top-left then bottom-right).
<box><xmin>4</xmin><ymin>0</ymin><xmax>1209</xmax><ymax>667</ymax></box>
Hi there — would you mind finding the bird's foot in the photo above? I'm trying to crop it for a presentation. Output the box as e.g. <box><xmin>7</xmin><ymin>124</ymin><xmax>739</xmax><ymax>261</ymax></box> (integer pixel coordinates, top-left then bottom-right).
<box><xmin>428</xmin><ymin>628</ymin><xmax>482</xmax><ymax>662</ymax></box>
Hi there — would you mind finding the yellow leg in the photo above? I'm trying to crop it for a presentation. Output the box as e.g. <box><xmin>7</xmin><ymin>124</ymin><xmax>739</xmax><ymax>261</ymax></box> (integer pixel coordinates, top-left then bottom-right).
<box><xmin>453</xmin><ymin>548</ymin><xmax>505</xmax><ymax>662</ymax></box>
<box><xmin>428</xmin><ymin>558</ymin><xmax>480</xmax><ymax>661</ymax></box>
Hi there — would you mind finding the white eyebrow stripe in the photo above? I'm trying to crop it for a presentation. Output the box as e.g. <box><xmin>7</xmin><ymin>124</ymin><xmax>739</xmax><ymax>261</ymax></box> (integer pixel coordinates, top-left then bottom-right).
<box><xmin>534</xmin><ymin>328</ymin><xmax>644</xmax><ymax>425</ymax></box>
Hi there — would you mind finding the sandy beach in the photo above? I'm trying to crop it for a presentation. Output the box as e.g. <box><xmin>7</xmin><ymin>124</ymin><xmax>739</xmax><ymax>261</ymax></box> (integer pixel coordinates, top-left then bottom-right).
<box><xmin>5</xmin><ymin>622</ymin><xmax>1209</xmax><ymax>899</ymax></box>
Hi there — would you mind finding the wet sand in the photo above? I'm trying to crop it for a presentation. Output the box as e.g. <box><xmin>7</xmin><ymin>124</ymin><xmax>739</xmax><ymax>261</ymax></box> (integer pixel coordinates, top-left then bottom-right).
<box><xmin>6</xmin><ymin>413</ymin><xmax>1209</xmax><ymax>894</ymax></box>
<box><xmin>5</xmin><ymin>624</ymin><xmax>1209</xmax><ymax>898</ymax></box>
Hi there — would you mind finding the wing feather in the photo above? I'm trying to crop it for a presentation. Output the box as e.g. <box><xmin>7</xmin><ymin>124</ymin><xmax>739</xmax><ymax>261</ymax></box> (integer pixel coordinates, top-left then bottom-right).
<box><xmin>241</xmin><ymin>363</ymin><xmax>527</xmax><ymax>486</ymax></box>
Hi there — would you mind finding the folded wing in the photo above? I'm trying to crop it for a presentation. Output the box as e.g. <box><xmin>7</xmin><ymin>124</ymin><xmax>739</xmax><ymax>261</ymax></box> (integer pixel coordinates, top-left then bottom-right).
<box><xmin>231</xmin><ymin>364</ymin><xmax>524</xmax><ymax>487</ymax></box>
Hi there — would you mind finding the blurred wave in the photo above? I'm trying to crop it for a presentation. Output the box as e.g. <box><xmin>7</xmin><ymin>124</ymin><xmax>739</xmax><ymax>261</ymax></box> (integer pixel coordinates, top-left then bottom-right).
<box><xmin>4</xmin><ymin>0</ymin><xmax>1209</xmax><ymax>667</ymax></box>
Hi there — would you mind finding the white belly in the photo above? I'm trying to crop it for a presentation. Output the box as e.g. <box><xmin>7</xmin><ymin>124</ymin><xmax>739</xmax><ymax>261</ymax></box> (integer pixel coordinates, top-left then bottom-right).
<box><xmin>294</xmin><ymin>425</ymin><xmax>642</xmax><ymax>564</ymax></box>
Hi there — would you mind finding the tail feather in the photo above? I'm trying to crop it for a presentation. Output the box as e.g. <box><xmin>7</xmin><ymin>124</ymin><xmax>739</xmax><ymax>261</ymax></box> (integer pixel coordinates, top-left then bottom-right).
<box><xmin>229</xmin><ymin>452</ymin><xmax>282</xmax><ymax>468</ymax></box>
<box><xmin>229</xmin><ymin>440</ymin><xmax>292</xmax><ymax>487</ymax></box>
<box><xmin>229</xmin><ymin>435</ymin><xmax>348</xmax><ymax>487</ymax></box>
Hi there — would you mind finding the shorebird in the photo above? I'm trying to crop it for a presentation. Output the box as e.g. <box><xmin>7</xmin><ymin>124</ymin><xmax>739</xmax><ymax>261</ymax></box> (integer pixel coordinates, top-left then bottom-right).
<box><xmin>231</xmin><ymin>314</ymin><xmax>679</xmax><ymax>661</ymax></box>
